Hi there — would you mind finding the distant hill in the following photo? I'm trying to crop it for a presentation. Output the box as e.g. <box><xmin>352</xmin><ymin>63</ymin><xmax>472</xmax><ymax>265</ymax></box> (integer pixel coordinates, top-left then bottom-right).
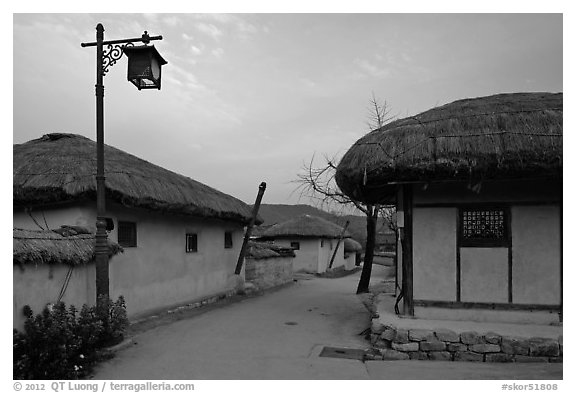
<box><xmin>253</xmin><ymin>204</ymin><xmax>394</xmax><ymax>248</ymax></box>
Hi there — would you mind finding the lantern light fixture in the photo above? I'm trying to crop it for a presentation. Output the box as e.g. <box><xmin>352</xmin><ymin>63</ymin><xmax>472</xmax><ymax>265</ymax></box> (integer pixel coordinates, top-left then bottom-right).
<box><xmin>123</xmin><ymin>44</ymin><xmax>167</xmax><ymax>90</ymax></box>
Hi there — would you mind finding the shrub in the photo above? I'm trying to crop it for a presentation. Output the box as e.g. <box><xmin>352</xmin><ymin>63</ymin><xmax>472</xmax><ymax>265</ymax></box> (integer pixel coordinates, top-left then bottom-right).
<box><xmin>13</xmin><ymin>296</ymin><xmax>128</xmax><ymax>380</ymax></box>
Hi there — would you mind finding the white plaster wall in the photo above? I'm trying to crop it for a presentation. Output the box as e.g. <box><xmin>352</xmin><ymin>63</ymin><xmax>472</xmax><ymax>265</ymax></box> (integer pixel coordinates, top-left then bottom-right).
<box><xmin>511</xmin><ymin>205</ymin><xmax>561</xmax><ymax>305</ymax></box>
<box><xmin>13</xmin><ymin>263</ymin><xmax>95</xmax><ymax>330</ymax></box>
<box><xmin>14</xmin><ymin>201</ymin><xmax>245</xmax><ymax>322</ymax></box>
<box><xmin>318</xmin><ymin>239</ymin><xmax>330</xmax><ymax>272</ymax></box>
<box><xmin>413</xmin><ymin>207</ymin><xmax>457</xmax><ymax>301</ymax></box>
<box><xmin>106</xmin><ymin>203</ymin><xmax>244</xmax><ymax>318</ymax></box>
<box><xmin>318</xmin><ymin>239</ymin><xmax>336</xmax><ymax>272</ymax></box>
<box><xmin>343</xmin><ymin>253</ymin><xmax>357</xmax><ymax>270</ymax></box>
<box><xmin>315</xmin><ymin>238</ymin><xmax>346</xmax><ymax>272</ymax></box>
<box><xmin>275</xmin><ymin>238</ymin><xmax>320</xmax><ymax>273</ymax></box>
<box><xmin>460</xmin><ymin>248</ymin><xmax>508</xmax><ymax>303</ymax></box>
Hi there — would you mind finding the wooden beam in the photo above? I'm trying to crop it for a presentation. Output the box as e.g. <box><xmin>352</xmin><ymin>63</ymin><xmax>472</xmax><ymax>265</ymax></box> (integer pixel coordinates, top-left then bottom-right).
<box><xmin>234</xmin><ymin>182</ymin><xmax>266</xmax><ymax>275</ymax></box>
<box><xmin>402</xmin><ymin>184</ymin><xmax>414</xmax><ymax>316</ymax></box>
<box><xmin>328</xmin><ymin>220</ymin><xmax>349</xmax><ymax>269</ymax></box>
<box><xmin>413</xmin><ymin>299</ymin><xmax>561</xmax><ymax>312</ymax></box>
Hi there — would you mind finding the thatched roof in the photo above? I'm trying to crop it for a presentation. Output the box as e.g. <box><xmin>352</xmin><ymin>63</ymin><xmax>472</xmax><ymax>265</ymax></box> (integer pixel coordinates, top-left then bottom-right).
<box><xmin>258</xmin><ymin>214</ymin><xmax>351</xmax><ymax>239</ymax></box>
<box><xmin>343</xmin><ymin>238</ymin><xmax>362</xmax><ymax>253</ymax></box>
<box><xmin>245</xmin><ymin>241</ymin><xmax>295</xmax><ymax>260</ymax></box>
<box><xmin>335</xmin><ymin>92</ymin><xmax>562</xmax><ymax>204</ymax></box>
<box><xmin>13</xmin><ymin>226</ymin><xmax>123</xmax><ymax>266</ymax></box>
<box><xmin>13</xmin><ymin>134</ymin><xmax>258</xmax><ymax>224</ymax></box>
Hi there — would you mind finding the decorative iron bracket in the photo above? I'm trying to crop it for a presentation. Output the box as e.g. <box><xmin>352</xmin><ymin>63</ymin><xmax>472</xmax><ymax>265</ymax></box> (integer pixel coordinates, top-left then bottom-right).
<box><xmin>102</xmin><ymin>42</ymin><xmax>134</xmax><ymax>76</ymax></box>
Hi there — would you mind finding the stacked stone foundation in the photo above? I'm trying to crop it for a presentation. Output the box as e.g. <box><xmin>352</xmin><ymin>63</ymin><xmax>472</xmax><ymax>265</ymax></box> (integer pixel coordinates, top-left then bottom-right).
<box><xmin>368</xmin><ymin>323</ymin><xmax>562</xmax><ymax>363</ymax></box>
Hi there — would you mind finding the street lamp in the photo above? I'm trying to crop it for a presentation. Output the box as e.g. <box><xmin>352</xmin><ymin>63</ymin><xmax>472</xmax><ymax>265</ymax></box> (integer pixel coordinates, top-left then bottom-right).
<box><xmin>81</xmin><ymin>24</ymin><xmax>167</xmax><ymax>312</ymax></box>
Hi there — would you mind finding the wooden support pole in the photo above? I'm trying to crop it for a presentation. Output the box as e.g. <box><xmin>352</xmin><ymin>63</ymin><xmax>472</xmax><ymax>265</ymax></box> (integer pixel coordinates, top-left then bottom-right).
<box><xmin>234</xmin><ymin>182</ymin><xmax>267</xmax><ymax>275</ymax></box>
<box><xmin>401</xmin><ymin>184</ymin><xmax>414</xmax><ymax>316</ymax></box>
<box><xmin>328</xmin><ymin>220</ymin><xmax>350</xmax><ymax>269</ymax></box>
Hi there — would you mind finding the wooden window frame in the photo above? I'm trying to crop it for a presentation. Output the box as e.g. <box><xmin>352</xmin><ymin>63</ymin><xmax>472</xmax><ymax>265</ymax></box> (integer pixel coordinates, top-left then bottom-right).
<box><xmin>186</xmin><ymin>233</ymin><xmax>198</xmax><ymax>253</ymax></box>
<box><xmin>118</xmin><ymin>221</ymin><xmax>137</xmax><ymax>248</ymax></box>
<box><xmin>224</xmin><ymin>231</ymin><xmax>233</xmax><ymax>249</ymax></box>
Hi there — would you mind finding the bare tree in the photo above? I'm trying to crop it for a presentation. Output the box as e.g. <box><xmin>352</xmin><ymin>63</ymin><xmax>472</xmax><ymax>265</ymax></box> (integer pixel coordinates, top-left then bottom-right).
<box><xmin>295</xmin><ymin>94</ymin><xmax>394</xmax><ymax>294</ymax></box>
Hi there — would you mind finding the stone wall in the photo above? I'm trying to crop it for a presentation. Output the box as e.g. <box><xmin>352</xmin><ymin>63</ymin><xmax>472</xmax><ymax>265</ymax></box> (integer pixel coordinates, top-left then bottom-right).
<box><xmin>245</xmin><ymin>256</ymin><xmax>294</xmax><ymax>290</ymax></box>
<box><xmin>368</xmin><ymin>323</ymin><xmax>562</xmax><ymax>363</ymax></box>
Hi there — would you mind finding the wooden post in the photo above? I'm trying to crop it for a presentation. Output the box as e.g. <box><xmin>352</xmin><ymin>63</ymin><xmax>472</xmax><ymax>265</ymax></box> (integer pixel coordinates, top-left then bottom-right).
<box><xmin>401</xmin><ymin>184</ymin><xmax>414</xmax><ymax>316</ymax></box>
<box><xmin>328</xmin><ymin>220</ymin><xmax>350</xmax><ymax>269</ymax></box>
<box><xmin>234</xmin><ymin>182</ymin><xmax>267</xmax><ymax>275</ymax></box>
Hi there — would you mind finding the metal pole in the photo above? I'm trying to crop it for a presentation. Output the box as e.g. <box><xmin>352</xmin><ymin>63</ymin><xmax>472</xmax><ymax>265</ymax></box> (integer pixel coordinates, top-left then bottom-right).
<box><xmin>94</xmin><ymin>23</ymin><xmax>110</xmax><ymax>310</ymax></box>
<box><xmin>235</xmin><ymin>182</ymin><xmax>267</xmax><ymax>275</ymax></box>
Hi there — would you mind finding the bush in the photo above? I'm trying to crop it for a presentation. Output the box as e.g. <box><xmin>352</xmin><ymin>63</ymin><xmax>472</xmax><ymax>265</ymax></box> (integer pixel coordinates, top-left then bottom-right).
<box><xmin>13</xmin><ymin>296</ymin><xmax>129</xmax><ymax>380</ymax></box>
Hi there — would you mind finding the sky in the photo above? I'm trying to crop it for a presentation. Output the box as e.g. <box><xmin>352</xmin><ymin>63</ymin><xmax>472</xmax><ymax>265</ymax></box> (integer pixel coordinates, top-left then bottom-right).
<box><xmin>11</xmin><ymin>11</ymin><xmax>563</xmax><ymax>208</ymax></box>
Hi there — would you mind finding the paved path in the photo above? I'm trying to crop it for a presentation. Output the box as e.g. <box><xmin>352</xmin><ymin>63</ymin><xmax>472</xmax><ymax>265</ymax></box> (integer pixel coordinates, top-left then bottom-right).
<box><xmin>92</xmin><ymin>271</ymin><xmax>372</xmax><ymax>379</ymax></box>
<box><xmin>91</xmin><ymin>267</ymin><xmax>562</xmax><ymax>380</ymax></box>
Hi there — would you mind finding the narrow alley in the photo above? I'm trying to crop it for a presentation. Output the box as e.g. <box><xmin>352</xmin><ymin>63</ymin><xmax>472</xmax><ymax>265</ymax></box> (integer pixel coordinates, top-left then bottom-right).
<box><xmin>90</xmin><ymin>266</ymin><xmax>562</xmax><ymax>380</ymax></box>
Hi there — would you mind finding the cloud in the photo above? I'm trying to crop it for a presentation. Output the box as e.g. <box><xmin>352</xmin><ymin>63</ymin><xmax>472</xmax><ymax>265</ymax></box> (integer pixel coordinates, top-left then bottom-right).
<box><xmin>353</xmin><ymin>58</ymin><xmax>391</xmax><ymax>79</ymax></box>
<box><xmin>182</xmin><ymin>33</ymin><xmax>194</xmax><ymax>41</ymax></box>
<box><xmin>142</xmin><ymin>13</ymin><xmax>158</xmax><ymax>22</ymax></box>
<box><xmin>212</xmin><ymin>48</ymin><xmax>224</xmax><ymax>58</ymax></box>
<box><xmin>185</xmin><ymin>14</ymin><xmax>262</xmax><ymax>41</ymax></box>
<box><xmin>196</xmin><ymin>23</ymin><xmax>223</xmax><ymax>40</ymax></box>
<box><xmin>163</xmin><ymin>15</ymin><xmax>180</xmax><ymax>27</ymax></box>
<box><xmin>191</xmin><ymin>45</ymin><xmax>204</xmax><ymax>55</ymax></box>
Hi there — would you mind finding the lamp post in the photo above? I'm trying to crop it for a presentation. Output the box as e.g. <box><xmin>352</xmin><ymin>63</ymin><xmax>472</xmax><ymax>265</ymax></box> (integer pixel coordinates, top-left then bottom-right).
<box><xmin>81</xmin><ymin>24</ymin><xmax>167</xmax><ymax>312</ymax></box>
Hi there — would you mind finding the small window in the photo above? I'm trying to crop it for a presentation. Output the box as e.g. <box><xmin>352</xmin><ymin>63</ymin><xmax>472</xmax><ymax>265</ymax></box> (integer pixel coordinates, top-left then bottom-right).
<box><xmin>320</xmin><ymin>239</ymin><xmax>324</xmax><ymax>248</ymax></box>
<box><xmin>290</xmin><ymin>241</ymin><xmax>300</xmax><ymax>250</ymax></box>
<box><xmin>460</xmin><ymin>206</ymin><xmax>509</xmax><ymax>247</ymax></box>
<box><xmin>186</xmin><ymin>233</ymin><xmax>198</xmax><ymax>253</ymax></box>
<box><xmin>224</xmin><ymin>231</ymin><xmax>233</xmax><ymax>249</ymax></box>
<box><xmin>118</xmin><ymin>221</ymin><xmax>137</xmax><ymax>247</ymax></box>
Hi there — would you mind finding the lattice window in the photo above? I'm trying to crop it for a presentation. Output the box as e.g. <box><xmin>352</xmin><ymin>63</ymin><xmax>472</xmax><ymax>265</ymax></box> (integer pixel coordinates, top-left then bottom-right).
<box><xmin>460</xmin><ymin>207</ymin><xmax>508</xmax><ymax>247</ymax></box>
<box><xmin>118</xmin><ymin>221</ymin><xmax>137</xmax><ymax>247</ymax></box>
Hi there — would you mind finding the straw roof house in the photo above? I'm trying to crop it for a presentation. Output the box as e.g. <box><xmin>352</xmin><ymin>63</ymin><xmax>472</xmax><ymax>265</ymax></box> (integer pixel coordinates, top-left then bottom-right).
<box><xmin>343</xmin><ymin>238</ymin><xmax>362</xmax><ymax>253</ymax></box>
<box><xmin>13</xmin><ymin>226</ymin><xmax>122</xmax><ymax>266</ymax></box>
<box><xmin>336</xmin><ymin>92</ymin><xmax>562</xmax><ymax>204</ymax></box>
<box><xmin>13</xmin><ymin>133</ymin><xmax>255</xmax><ymax>329</ymax></box>
<box><xmin>259</xmin><ymin>214</ymin><xmax>352</xmax><ymax>239</ymax></box>
<box><xmin>257</xmin><ymin>215</ymin><xmax>353</xmax><ymax>273</ymax></box>
<box><xmin>13</xmin><ymin>133</ymin><xmax>256</xmax><ymax>224</ymax></box>
<box><xmin>334</xmin><ymin>92</ymin><xmax>562</xmax><ymax>325</ymax></box>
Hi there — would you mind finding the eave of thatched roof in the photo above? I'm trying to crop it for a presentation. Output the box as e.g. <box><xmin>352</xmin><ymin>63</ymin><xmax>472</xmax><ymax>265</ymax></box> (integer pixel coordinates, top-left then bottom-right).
<box><xmin>13</xmin><ymin>133</ymin><xmax>259</xmax><ymax>224</ymax></box>
<box><xmin>335</xmin><ymin>92</ymin><xmax>562</xmax><ymax>204</ymax></box>
<box><xmin>13</xmin><ymin>226</ymin><xmax>123</xmax><ymax>266</ymax></box>
<box><xmin>258</xmin><ymin>214</ymin><xmax>351</xmax><ymax>239</ymax></box>
<box><xmin>343</xmin><ymin>238</ymin><xmax>362</xmax><ymax>252</ymax></box>
<box><xmin>246</xmin><ymin>241</ymin><xmax>295</xmax><ymax>260</ymax></box>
